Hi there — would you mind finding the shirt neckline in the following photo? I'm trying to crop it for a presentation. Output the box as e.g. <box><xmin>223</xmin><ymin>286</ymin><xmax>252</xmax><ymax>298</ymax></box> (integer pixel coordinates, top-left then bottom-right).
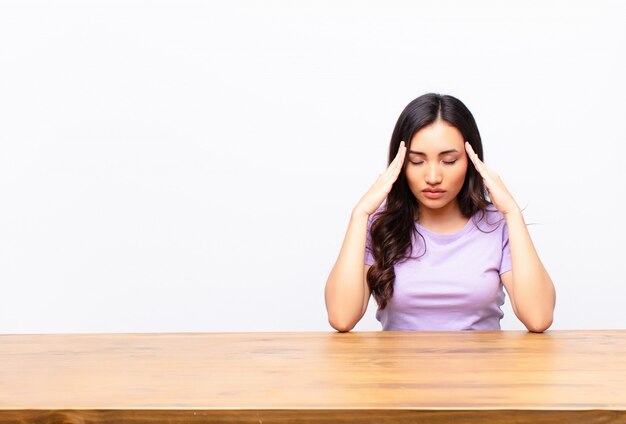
<box><xmin>414</xmin><ymin>216</ymin><xmax>475</xmax><ymax>241</ymax></box>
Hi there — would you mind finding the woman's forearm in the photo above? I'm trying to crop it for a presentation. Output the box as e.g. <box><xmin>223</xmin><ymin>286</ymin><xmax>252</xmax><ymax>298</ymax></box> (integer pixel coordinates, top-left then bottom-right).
<box><xmin>505</xmin><ymin>210</ymin><xmax>556</xmax><ymax>331</ymax></box>
<box><xmin>324</xmin><ymin>209</ymin><xmax>370</xmax><ymax>332</ymax></box>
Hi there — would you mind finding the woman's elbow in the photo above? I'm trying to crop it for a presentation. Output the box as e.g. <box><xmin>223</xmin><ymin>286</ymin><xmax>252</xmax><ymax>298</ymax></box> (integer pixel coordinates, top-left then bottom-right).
<box><xmin>328</xmin><ymin>317</ymin><xmax>356</xmax><ymax>333</ymax></box>
<box><xmin>525</xmin><ymin>315</ymin><xmax>554</xmax><ymax>333</ymax></box>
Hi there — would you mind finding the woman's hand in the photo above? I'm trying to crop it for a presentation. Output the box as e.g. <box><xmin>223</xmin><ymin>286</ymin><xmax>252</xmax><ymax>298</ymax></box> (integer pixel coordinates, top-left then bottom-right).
<box><xmin>465</xmin><ymin>141</ymin><xmax>520</xmax><ymax>216</ymax></box>
<box><xmin>354</xmin><ymin>141</ymin><xmax>407</xmax><ymax>216</ymax></box>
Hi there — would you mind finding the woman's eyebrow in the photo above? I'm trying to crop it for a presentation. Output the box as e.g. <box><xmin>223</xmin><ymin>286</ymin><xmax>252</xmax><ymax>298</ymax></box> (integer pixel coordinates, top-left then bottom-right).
<box><xmin>408</xmin><ymin>149</ymin><xmax>460</xmax><ymax>156</ymax></box>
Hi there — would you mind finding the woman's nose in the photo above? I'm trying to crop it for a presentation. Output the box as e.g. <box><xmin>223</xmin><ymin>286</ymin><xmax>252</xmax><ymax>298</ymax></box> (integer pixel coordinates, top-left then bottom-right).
<box><xmin>425</xmin><ymin>164</ymin><xmax>442</xmax><ymax>184</ymax></box>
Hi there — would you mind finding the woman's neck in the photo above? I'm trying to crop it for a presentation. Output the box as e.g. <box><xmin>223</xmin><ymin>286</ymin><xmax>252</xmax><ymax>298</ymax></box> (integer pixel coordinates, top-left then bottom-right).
<box><xmin>415</xmin><ymin>201</ymin><xmax>468</xmax><ymax>233</ymax></box>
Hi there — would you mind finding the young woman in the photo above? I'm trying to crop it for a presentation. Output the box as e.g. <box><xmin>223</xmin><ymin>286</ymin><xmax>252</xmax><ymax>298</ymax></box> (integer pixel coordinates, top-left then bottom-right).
<box><xmin>325</xmin><ymin>93</ymin><xmax>556</xmax><ymax>333</ymax></box>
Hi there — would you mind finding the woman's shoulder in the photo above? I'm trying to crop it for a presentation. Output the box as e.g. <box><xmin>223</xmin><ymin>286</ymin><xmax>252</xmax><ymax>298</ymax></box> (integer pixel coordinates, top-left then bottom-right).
<box><xmin>483</xmin><ymin>204</ymin><xmax>505</xmax><ymax>219</ymax></box>
<box><xmin>472</xmin><ymin>204</ymin><xmax>507</xmax><ymax>232</ymax></box>
<box><xmin>368</xmin><ymin>205</ymin><xmax>386</xmax><ymax>225</ymax></box>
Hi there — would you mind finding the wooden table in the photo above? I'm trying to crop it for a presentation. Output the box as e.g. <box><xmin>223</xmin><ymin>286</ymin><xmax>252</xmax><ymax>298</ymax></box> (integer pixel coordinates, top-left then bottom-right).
<box><xmin>1</xmin><ymin>330</ymin><xmax>625</xmax><ymax>423</ymax></box>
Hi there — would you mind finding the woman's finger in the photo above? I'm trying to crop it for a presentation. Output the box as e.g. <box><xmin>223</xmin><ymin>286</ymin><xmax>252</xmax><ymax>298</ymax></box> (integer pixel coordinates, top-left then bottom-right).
<box><xmin>465</xmin><ymin>141</ymin><xmax>477</xmax><ymax>164</ymax></box>
<box><xmin>465</xmin><ymin>142</ymin><xmax>478</xmax><ymax>169</ymax></box>
<box><xmin>465</xmin><ymin>141</ymin><xmax>489</xmax><ymax>177</ymax></box>
<box><xmin>383</xmin><ymin>141</ymin><xmax>406</xmax><ymax>179</ymax></box>
<box><xmin>394</xmin><ymin>141</ymin><xmax>406</xmax><ymax>170</ymax></box>
<box><xmin>391</xmin><ymin>144</ymin><xmax>406</xmax><ymax>180</ymax></box>
<box><xmin>465</xmin><ymin>143</ymin><xmax>501</xmax><ymax>189</ymax></box>
<box><xmin>355</xmin><ymin>142</ymin><xmax>407</xmax><ymax>215</ymax></box>
<box><xmin>473</xmin><ymin>153</ymin><xmax>496</xmax><ymax>179</ymax></box>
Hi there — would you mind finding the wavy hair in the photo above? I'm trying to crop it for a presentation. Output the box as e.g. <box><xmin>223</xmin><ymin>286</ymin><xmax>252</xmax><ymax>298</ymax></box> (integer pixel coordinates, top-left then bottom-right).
<box><xmin>367</xmin><ymin>93</ymin><xmax>490</xmax><ymax>310</ymax></box>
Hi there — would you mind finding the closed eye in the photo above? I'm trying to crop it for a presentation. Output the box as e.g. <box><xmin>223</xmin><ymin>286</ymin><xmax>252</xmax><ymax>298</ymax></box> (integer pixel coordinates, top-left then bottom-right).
<box><xmin>410</xmin><ymin>160</ymin><xmax>457</xmax><ymax>166</ymax></box>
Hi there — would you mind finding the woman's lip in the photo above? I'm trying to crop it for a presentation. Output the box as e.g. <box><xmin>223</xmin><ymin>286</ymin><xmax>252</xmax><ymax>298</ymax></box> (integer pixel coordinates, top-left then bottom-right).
<box><xmin>422</xmin><ymin>190</ymin><xmax>446</xmax><ymax>199</ymax></box>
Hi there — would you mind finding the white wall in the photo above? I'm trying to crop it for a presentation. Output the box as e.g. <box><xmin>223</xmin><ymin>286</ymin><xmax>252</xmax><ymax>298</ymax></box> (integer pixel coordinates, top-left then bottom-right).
<box><xmin>1</xmin><ymin>0</ymin><xmax>624</xmax><ymax>333</ymax></box>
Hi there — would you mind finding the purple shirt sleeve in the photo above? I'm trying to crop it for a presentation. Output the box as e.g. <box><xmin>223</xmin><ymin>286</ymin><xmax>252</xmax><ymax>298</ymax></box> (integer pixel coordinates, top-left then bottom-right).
<box><xmin>499</xmin><ymin>219</ymin><xmax>512</xmax><ymax>275</ymax></box>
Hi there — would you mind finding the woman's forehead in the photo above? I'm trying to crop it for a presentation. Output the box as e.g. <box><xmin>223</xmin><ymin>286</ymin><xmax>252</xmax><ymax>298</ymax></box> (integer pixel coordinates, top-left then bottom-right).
<box><xmin>409</xmin><ymin>122</ymin><xmax>464</xmax><ymax>153</ymax></box>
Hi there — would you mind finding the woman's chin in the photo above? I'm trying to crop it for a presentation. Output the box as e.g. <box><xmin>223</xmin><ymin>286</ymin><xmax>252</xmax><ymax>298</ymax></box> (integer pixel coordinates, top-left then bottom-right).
<box><xmin>417</xmin><ymin>196</ymin><xmax>447</xmax><ymax>208</ymax></box>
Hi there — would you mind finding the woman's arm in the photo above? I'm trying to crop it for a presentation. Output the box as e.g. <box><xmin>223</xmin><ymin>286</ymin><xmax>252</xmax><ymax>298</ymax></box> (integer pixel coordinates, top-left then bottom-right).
<box><xmin>465</xmin><ymin>142</ymin><xmax>556</xmax><ymax>332</ymax></box>
<box><xmin>501</xmin><ymin>210</ymin><xmax>556</xmax><ymax>332</ymax></box>
<box><xmin>325</xmin><ymin>142</ymin><xmax>407</xmax><ymax>332</ymax></box>
<box><xmin>325</xmin><ymin>210</ymin><xmax>371</xmax><ymax>332</ymax></box>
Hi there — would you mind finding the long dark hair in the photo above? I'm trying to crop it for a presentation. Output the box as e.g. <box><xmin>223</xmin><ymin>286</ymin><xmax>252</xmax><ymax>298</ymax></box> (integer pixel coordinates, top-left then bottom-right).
<box><xmin>367</xmin><ymin>93</ymin><xmax>490</xmax><ymax>310</ymax></box>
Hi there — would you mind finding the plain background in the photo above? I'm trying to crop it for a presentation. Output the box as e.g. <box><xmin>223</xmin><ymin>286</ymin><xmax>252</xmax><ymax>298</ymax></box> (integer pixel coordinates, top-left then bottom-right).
<box><xmin>1</xmin><ymin>0</ymin><xmax>624</xmax><ymax>333</ymax></box>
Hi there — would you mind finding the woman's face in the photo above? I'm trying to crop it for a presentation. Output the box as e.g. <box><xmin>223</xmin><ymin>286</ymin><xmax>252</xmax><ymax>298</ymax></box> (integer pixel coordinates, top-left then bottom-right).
<box><xmin>405</xmin><ymin>119</ymin><xmax>469</xmax><ymax>214</ymax></box>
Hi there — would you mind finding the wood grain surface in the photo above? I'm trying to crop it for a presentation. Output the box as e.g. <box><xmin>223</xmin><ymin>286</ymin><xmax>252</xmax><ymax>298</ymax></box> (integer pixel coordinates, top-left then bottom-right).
<box><xmin>1</xmin><ymin>330</ymin><xmax>625</xmax><ymax>423</ymax></box>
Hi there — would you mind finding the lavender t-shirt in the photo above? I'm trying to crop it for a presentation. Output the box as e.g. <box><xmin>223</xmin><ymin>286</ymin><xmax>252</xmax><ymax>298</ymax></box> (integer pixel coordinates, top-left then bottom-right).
<box><xmin>365</xmin><ymin>207</ymin><xmax>512</xmax><ymax>331</ymax></box>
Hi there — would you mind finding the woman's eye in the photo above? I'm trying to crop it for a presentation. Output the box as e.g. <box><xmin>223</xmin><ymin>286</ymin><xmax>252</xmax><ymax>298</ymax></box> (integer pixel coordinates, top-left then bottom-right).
<box><xmin>409</xmin><ymin>160</ymin><xmax>456</xmax><ymax>165</ymax></box>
